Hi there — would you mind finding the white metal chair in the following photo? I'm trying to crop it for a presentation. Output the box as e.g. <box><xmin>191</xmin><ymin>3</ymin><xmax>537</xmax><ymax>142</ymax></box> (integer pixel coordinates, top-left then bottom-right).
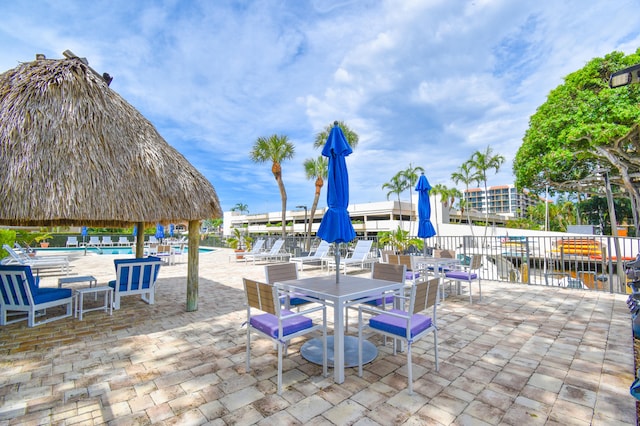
<box><xmin>66</xmin><ymin>236</ymin><xmax>78</xmax><ymax>247</ymax></box>
<box><xmin>326</xmin><ymin>240</ymin><xmax>376</xmax><ymax>274</ymax></box>
<box><xmin>357</xmin><ymin>277</ymin><xmax>440</xmax><ymax>394</ymax></box>
<box><xmin>0</xmin><ymin>264</ymin><xmax>73</xmax><ymax>327</ymax></box>
<box><xmin>243</xmin><ymin>278</ymin><xmax>327</xmax><ymax>394</ymax></box>
<box><xmin>345</xmin><ymin>262</ymin><xmax>406</xmax><ymax>332</ymax></box>
<box><xmin>443</xmin><ymin>255</ymin><xmax>482</xmax><ymax>303</ymax></box>
<box><xmin>289</xmin><ymin>240</ymin><xmax>330</xmax><ymax>271</ymax></box>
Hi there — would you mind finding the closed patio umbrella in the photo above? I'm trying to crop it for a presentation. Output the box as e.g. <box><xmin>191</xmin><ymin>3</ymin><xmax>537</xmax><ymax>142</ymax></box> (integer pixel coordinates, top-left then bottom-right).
<box><xmin>317</xmin><ymin>121</ymin><xmax>356</xmax><ymax>283</ymax></box>
<box><xmin>416</xmin><ymin>172</ymin><xmax>436</xmax><ymax>256</ymax></box>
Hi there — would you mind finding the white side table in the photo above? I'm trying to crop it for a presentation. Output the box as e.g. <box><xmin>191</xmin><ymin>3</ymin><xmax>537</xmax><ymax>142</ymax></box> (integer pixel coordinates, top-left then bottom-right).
<box><xmin>75</xmin><ymin>286</ymin><xmax>113</xmax><ymax>320</ymax></box>
<box><xmin>58</xmin><ymin>275</ymin><xmax>97</xmax><ymax>288</ymax></box>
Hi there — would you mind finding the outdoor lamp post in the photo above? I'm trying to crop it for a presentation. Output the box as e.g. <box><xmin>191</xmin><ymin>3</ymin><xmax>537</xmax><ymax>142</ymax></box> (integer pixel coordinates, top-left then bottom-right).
<box><xmin>609</xmin><ymin>63</ymin><xmax>640</xmax><ymax>88</ymax></box>
<box><xmin>296</xmin><ymin>205</ymin><xmax>308</xmax><ymax>251</ymax></box>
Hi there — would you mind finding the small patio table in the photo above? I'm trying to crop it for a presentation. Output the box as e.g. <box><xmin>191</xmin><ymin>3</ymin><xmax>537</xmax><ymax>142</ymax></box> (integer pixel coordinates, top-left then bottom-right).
<box><xmin>414</xmin><ymin>257</ymin><xmax>461</xmax><ymax>302</ymax></box>
<box><xmin>275</xmin><ymin>275</ymin><xmax>405</xmax><ymax>384</ymax></box>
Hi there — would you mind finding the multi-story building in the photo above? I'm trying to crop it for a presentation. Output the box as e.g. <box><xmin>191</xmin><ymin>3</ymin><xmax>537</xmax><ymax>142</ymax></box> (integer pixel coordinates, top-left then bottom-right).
<box><xmin>464</xmin><ymin>185</ymin><xmax>543</xmax><ymax>219</ymax></box>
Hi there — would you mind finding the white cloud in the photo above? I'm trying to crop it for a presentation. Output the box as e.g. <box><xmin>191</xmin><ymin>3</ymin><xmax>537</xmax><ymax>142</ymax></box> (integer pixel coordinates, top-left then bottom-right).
<box><xmin>0</xmin><ymin>0</ymin><xmax>639</xmax><ymax>213</ymax></box>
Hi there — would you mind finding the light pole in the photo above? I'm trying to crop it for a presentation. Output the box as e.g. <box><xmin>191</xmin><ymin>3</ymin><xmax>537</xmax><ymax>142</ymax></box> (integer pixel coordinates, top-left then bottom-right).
<box><xmin>296</xmin><ymin>205</ymin><xmax>308</xmax><ymax>252</ymax></box>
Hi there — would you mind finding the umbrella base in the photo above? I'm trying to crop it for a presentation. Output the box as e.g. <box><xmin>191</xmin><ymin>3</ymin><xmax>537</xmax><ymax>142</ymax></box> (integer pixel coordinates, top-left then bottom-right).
<box><xmin>300</xmin><ymin>335</ymin><xmax>377</xmax><ymax>367</ymax></box>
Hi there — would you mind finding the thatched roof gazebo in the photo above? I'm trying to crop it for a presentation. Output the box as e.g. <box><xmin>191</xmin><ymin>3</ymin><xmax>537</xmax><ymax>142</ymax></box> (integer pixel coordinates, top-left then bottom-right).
<box><xmin>0</xmin><ymin>53</ymin><xmax>222</xmax><ymax>311</ymax></box>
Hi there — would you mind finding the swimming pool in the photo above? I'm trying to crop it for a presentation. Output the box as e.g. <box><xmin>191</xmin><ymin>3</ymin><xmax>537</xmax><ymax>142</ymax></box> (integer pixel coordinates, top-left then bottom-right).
<box><xmin>37</xmin><ymin>246</ymin><xmax>216</xmax><ymax>255</ymax></box>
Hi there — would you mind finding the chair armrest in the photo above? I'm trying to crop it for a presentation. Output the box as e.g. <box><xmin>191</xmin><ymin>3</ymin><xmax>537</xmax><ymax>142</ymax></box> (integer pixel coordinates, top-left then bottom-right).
<box><xmin>358</xmin><ymin>304</ymin><xmax>410</xmax><ymax>320</ymax></box>
<box><xmin>282</xmin><ymin>304</ymin><xmax>326</xmax><ymax>318</ymax></box>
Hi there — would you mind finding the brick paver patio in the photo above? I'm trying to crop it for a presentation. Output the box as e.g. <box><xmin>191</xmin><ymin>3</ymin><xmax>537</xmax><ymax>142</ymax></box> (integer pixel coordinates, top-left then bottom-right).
<box><xmin>0</xmin><ymin>248</ymin><xmax>636</xmax><ymax>425</ymax></box>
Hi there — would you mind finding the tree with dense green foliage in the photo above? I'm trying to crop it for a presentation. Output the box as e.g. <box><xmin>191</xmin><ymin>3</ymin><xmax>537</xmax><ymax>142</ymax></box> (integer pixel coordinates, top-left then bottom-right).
<box><xmin>466</xmin><ymin>146</ymin><xmax>505</xmax><ymax>237</ymax></box>
<box><xmin>382</xmin><ymin>172</ymin><xmax>408</xmax><ymax>229</ymax></box>
<box><xmin>513</xmin><ymin>48</ymin><xmax>640</xmax><ymax>236</ymax></box>
<box><xmin>250</xmin><ymin>134</ymin><xmax>295</xmax><ymax>238</ymax></box>
<box><xmin>303</xmin><ymin>155</ymin><xmax>328</xmax><ymax>251</ymax></box>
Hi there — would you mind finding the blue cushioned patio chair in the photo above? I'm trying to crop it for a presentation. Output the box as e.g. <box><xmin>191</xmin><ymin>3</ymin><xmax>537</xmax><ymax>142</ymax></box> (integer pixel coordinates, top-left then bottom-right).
<box><xmin>443</xmin><ymin>254</ymin><xmax>482</xmax><ymax>303</ymax></box>
<box><xmin>108</xmin><ymin>256</ymin><xmax>162</xmax><ymax>309</ymax></box>
<box><xmin>357</xmin><ymin>277</ymin><xmax>440</xmax><ymax>395</ymax></box>
<box><xmin>0</xmin><ymin>264</ymin><xmax>73</xmax><ymax>327</ymax></box>
<box><xmin>243</xmin><ymin>278</ymin><xmax>327</xmax><ymax>395</ymax></box>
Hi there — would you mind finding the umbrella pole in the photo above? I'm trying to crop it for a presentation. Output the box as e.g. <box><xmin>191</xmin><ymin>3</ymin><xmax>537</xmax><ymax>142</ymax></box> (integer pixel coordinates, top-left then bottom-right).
<box><xmin>335</xmin><ymin>244</ymin><xmax>340</xmax><ymax>283</ymax></box>
<box><xmin>423</xmin><ymin>238</ymin><xmax>426</xmax><ymax>257</ymax></box>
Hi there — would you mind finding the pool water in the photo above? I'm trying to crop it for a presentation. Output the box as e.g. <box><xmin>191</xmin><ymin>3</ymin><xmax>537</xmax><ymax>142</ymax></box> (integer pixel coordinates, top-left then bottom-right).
<box><xmin>38</xmin><ymin>246</ymin><xmax>215</xmax><ymax>255</ymax></box>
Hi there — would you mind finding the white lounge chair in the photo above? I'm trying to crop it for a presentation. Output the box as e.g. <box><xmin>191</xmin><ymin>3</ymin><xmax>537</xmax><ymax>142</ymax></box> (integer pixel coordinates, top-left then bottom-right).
<box><xmin>1</xmin><ymin>244</ymin><xmax>70</xmax><ymax>275</ymax></box>
<box><xmin>290</xmin><ymin>240</ymin><xmax>331</xmax><ymax>271</ymax></box>
<box><xmin>66</xmin><ymin>236</ymin><xmax>79</xmax><ymax>247</ymax></box>
<box><xmin>87</xmin><ymin>236</ymin><xmax>101</xmax><ymax>247</ymax></box>
<box><xmin>234</xmin><ymin>239</ymin><xmax>265</xmax><ymax>263</ymax></box>
<box><xmin>118</xmin><ymin>236</ymin><xmax>131</xmax><ymax>246</ymax></box>
<box><xmin>244</xmin><ymin>239</ymin><xmax>290</xmax><ymax>265</ymax></box>
<box><xmin>101</xmin><ymin>236</ymin><xmax>114</xmax><ymax>246</ymax></box>
<box><xmin>326</xmin><ymin>240</ymin><xmax>376</xmax><ymax>275</ymax></box>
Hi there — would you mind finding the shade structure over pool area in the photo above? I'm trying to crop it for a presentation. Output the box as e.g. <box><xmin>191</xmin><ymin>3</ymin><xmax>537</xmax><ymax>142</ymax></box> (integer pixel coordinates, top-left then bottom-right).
<box><xmin>316</xmin><ymin>121</ymin><xmax>356</xmax><ymax>283</ymax></box>
<box><xmin>0</xmin><ymin>53</ymin><xmax>222</xmax><ymax>311</ymax></box>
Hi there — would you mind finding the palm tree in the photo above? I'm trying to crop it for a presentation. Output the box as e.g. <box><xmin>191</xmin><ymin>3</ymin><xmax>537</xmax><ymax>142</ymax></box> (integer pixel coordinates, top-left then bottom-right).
<box><xmin>250</xmin><ymin>134</ymin><xmax>295</xmax><ymax>238</ymax></box>
<box><xmin>382</xmin><ymin>173</ymin><xmax>408</xmax><ymax>230</ymax></box>
<box><xmin>313</xmin><ymin>121</ymin><xmax>359</xmax><ymax>149</ymax></box>
<box><xmin>303</xmin><ymin>155</ymin><xmax>328</xmax><ymax>251</ymax></box>
<box><xmin>467</xmin><ymin>146</ymin><xmax>505</xmax><ymax>238</ymax></box>
<box><xmin>430</xmin><ymin>184</ymin><xmax>448</xmax><ymax>236</ymax></box>
<box><xmin>231</xmin><ymin>203</ymin><xmax>249</xmax><ymax>214</ymax></box>
<box><xmin>451</xmin><ymin>161</ymin><xmax>479</xmax><ymax>236</ymax></box>
<box><xmin>401</xmin><ymin>163</ymin><xmax>424</xmax><ymax>235</ymax></box>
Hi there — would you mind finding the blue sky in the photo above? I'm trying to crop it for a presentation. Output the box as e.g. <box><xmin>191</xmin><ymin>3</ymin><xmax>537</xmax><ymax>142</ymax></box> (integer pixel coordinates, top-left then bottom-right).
<box><xmin>1</xmin><ymin>0</ymin><xmax>640</xmax><ymax>215</ymax></box>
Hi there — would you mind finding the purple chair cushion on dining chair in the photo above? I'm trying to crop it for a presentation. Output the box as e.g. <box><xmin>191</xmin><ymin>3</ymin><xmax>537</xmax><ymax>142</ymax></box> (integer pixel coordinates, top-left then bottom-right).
<box><xmin>365</xmin><ymin>294</ymin><xmax>395</xmax><ymax>307</ymax></box>
<box><xmin>250</xmin><ymin>310</ymin><xmax>313</xmax><ymax>338</ymax></box>
<box><xmin>445</xmin><ymin>271</ymin><xmax>477</xmax><ymax>280</ymax></box>
<box><xmin>406</xmin><ymin>271</ymin><xmax>420</xmax><ymax>280</ymax></box>
<box><xmin>369</xmin><ymin>309</ymin><xmax>432</xmax><ymax>338</ymax></box>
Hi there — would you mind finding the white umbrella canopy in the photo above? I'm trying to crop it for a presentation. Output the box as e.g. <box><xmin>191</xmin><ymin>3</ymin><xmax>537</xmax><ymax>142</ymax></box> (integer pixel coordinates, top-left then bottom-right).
<box><xmin>0</xmin><ymin>54</ymin><xmax>221</xmax><ymax>227</ymax></box>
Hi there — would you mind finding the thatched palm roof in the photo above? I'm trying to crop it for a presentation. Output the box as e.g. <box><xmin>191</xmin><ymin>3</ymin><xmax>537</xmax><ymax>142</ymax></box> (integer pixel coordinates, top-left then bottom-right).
<box><xmin>0</xmin><ymin>56</ymin><xmax>221</xmax><ymax>227</ymax></box>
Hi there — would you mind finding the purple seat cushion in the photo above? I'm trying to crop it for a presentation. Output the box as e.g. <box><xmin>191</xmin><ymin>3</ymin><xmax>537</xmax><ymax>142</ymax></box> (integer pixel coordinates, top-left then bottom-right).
<box><xmin>369</xmin><ymin>309</ymin><xmax>432</xmax><ymax>338</ymax></box>
<box><xmin>445</xmin><ymin>271</ymin><xmax>477</xmax><ymax>280</ymax></box>
<box><xmin>280</xmin><ymin>292</ymin><xmax>316</xmax><ymax>306</ymax></box>
<box><xmin>365</xmin><ymin>295</ymin><xmax>394</xmax><ymax>306</ymax></box>
<box><xmin>250</xmin><ymin>309</ymin><xmax>313</xmax><ymax>338</ymax></box>
<box><xmin>406</xmin><ymin>271</ymin><xmax>420</xmax><ymax>280</ymax></box>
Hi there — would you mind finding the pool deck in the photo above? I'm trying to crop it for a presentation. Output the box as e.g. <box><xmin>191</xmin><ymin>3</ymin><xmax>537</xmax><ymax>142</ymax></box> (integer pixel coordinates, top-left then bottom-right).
<box><xmin>0</xmin><ymin>249</ymin><xmax>636</xmax><ymax>425</ymax></box>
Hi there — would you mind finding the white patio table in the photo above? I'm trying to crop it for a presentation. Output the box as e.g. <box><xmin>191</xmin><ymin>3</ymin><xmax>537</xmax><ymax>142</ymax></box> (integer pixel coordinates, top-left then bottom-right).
<box><xmin>275</xmin><ymin>274</ymin><xmax>404</xmax><ymax>384</ymax></box>
<box><xmin>414</xmin><ymin>256</ymin><xmax>461</xmax><ymax>302</ymax></box>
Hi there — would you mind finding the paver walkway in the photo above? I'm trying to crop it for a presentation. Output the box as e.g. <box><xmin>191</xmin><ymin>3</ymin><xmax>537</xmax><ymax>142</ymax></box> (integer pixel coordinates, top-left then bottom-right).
<box><xmin>0</xmin><ymin>249</ymin><xmax>636</xmax><ymax>425</ymax></box>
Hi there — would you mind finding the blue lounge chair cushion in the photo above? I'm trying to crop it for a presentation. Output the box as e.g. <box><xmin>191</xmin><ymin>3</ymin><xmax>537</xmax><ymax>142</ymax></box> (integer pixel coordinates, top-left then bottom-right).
<box><xmin>108</xmin><ymin>256</ymin><xmax>161</xmax><ymax>291</ymax></box>
<box><xmin>250</xmin><ymin>310</ymin><xmax>313</xmax><ymax>338</ymax></box>
<box><xmin>445</xmin><ymin>271</ymin><xmax>477</xmax><ymax>280</ymax></box>
<box><xmin>369</xmin><ymin>309</ymin><xmax>432</xmax><ymax>338</ymax></box>
<box><xmin>33</xmin><ymin>287</ymin><xmax>72</xmax><ymax>304</ymax></box>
